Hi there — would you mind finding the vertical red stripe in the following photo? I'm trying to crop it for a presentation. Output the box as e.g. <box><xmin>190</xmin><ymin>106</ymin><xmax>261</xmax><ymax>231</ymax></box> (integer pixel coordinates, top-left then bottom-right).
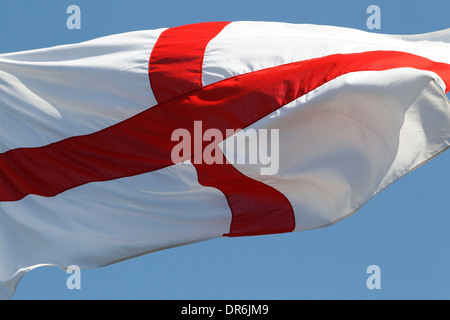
<box><xmin>149</xmin><ymin>22</ymin><xmax>231</xmax><ymax>103</ymax></box>
<box><xmin>195</xmin><ymin>159</ymin><xmax>295</xmax><ymax>237</ymax></box>
<box><xmin>148</xmin><ymin>22</ymin><xmax>296</xmax><ymax>237</ymax></box>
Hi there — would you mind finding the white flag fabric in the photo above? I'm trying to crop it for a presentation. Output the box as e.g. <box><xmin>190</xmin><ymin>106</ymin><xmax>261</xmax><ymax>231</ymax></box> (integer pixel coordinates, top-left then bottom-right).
<box><xmin>0</xmin><ymin>21</ymin><xmax>449</xmax><ymax>299</ymax></box>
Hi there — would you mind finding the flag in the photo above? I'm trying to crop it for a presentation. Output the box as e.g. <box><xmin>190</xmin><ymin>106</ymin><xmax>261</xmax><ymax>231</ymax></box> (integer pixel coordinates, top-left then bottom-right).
<box><xmin>0</xmin><ymin>21</ymin><xmax>449</xmax><ymax>299</ymax></box>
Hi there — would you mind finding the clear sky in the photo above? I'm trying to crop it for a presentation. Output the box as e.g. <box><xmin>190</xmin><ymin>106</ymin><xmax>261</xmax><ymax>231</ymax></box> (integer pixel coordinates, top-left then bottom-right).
<box><xmin>1</xmin><ymin>0</ymin><xmax>449</xmax><ymax>300</ymax></box>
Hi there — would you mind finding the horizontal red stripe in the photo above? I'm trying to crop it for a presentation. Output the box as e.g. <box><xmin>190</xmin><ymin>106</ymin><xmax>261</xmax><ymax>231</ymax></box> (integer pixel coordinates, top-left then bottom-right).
<box><xmin>0</xmin><ymin>50</ymin><xmax>449</xmax><ymax>203</ymax></box>
<box><xmin>148</xmin><ymin>23</ymin><xmax>450</xmax><ymax>237</ymax></box>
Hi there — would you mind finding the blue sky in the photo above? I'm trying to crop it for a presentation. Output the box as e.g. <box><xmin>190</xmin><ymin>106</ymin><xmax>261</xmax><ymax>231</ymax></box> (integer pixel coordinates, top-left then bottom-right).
<box><xmin>1</xmin><ymin>0</ymin><xmax>449</xmax><ymax>300</ymax></box>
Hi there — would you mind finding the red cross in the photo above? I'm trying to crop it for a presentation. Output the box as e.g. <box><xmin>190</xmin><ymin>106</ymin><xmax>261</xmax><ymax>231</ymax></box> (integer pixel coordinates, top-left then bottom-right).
<box><xmin>148</xmin><ymin>22</ymin><xmax>295</xmax><ymax>237</ymax></box>
<box><xmin>0</xmin><ymin>22</ymin><xmax>449</xmax><ymax>237</ymax></box>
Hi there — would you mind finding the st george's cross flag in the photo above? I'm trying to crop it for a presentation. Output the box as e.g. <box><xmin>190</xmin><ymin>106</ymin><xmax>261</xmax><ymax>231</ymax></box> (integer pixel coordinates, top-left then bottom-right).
<box><xmin>0</xmin><ymin>21</ymin><xmax>449</xmax><ymax>299</ymax></box>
